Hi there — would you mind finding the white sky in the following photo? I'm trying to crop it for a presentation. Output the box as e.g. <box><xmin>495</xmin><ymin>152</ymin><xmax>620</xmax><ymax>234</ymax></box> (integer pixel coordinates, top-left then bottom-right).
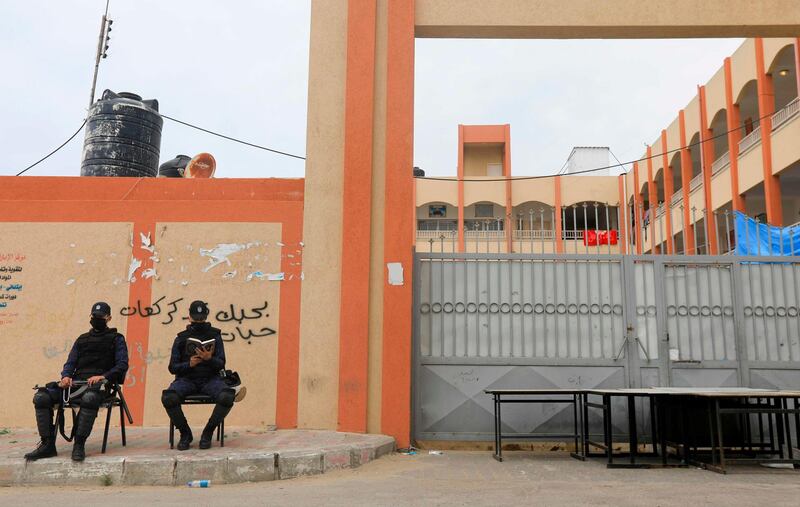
<box><xmin>0</xmin><ymin>2</ymin><xmax>743</xmax><ymax>179</ymax></box>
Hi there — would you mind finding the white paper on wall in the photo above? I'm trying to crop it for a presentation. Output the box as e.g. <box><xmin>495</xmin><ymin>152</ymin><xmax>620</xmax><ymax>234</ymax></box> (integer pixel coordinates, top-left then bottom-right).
<box><xmin>127</xmin><ymin>257</ymin><xmax>142</xmax><ymax>282</ymax></box>
<box><xmin>387</xmin><ymin>262</ymin><xmax>404</xmax><ymax>286</ymax></box>
<box><xmin>199</xmin><ymin>243</ymin><xmax>247</xmax><ymax>272</ymax></box>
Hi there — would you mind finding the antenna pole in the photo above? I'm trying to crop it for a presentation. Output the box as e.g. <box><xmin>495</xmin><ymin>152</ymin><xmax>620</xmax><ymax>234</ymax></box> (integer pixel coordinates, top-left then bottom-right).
<box><xmin>88</xmin><ymin>0</ymin><xmax>112</xmax><ymax>109</ymax></box>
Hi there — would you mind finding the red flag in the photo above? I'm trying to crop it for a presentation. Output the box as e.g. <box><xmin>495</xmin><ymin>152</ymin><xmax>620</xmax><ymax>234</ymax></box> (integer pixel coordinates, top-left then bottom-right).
<box><xmin>585</xmin><ymin>230</ymin><xmax>619</xmax><ymax>246</ymax></box>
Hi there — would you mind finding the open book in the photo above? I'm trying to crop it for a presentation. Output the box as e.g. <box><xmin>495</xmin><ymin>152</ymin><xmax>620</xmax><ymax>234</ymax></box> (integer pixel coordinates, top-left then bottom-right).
<box><xmin>186</xmin><ymin>336</ymin><xmax>216</xmax><ymax>357</ymax></box>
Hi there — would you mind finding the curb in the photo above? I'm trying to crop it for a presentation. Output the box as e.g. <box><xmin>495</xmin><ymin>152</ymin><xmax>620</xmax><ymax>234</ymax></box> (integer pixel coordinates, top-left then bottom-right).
<box><xmin>0</xmin><ymin>436</ymin><xmax>395</xmax><ymax>487</ymax></box>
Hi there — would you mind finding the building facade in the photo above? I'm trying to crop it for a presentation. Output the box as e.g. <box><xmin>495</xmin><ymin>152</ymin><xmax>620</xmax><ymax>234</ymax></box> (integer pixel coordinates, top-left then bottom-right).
<box><xmin>416</xmin><ymin>37</ymin><xmax>800</xmax><ymax>256</ymax></box>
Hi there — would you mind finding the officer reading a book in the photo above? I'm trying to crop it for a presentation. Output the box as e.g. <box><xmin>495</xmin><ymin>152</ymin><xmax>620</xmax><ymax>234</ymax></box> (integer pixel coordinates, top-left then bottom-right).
<box><xmin>25</xmin><ymin>302</ymin><xmax>129</xmax><ymax>462</ymax></box>
<box><xmin>161</xmin><ymin>300</ymin><xmax>235</xmax><ymax>450</ymax></box>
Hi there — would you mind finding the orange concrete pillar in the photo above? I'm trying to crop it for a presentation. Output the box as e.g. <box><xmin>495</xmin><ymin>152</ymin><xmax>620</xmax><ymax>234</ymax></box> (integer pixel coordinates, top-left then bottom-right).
<box><xmin>698</xmin><ymin>85</ymin><xmax>719</xmax><ymax>254</ymax></box>
<box><xmin>457</xmin><ymin>125</ymin><xmax>465</xmax><ymax>252</ymax></box>
<box><xmin>504</xmin><ymin>125</ymin><xmax>513</xmax><ymax>253</ymax></box>
<box><xmin>381</xmin><ymin>0</ymin><xmax>414</xmax><ymax>448</ymax></box>
<box><xmin>679</xmin><ymin>110</ymin><xmax>696</xmax><ymax>253</ymax></box>
<box><xmin>633</xmin><ymin>162</ymin><xmax>643</xmax><ymax>255</ymax></box>
<box><xmin>724</xmin><ymin>57</ymin><xmax>745</xmax><ymax>213</ymax></box>
<box><xmin>755</xmin><ymin>37</ymin><xmax>783</xmax><ymax>226</ymax></box>
<box><xmin>337</xmin><ymin>0</ymin><xmax>378</xmax><ymax>433</ymax></box>
<box><xmin>412</xmin><ymin>174</ymin><xmax>417</xmax><ymax>249</ymax></box>
<box><xmin>617</xmin><ymin>175</ymin><xmax>627</xmax><ymax>253</ymax></box>
<box><xmin>125</xmin><ymin>220</ymin><xmax>156</xmax><ymax>424</ymax></box>
<box><xmin>646</xmin><ymin>146</ymin><xmax>658</xmax><ymax>253</ymax></box>
<box><xmin>661</xmin><ymin>130</ymin><xmax>675</xmax><ymax>254</ymax></box>
<box><xmin>554</xmin><ymin>176</ymin><xmax>564</xmax><ymax>253</ymax></box>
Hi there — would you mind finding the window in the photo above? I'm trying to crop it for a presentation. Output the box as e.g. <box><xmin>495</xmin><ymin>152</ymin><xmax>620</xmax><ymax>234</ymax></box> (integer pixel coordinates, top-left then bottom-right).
<box><xmin>475</xmin><ymin>203</ymin><xmax>494</xmax><ymax>218</ymax></box>
<box><xmin>428</xmin><ymin>204</ymin><xmax>447</xmax><ymax>218</ymax></box>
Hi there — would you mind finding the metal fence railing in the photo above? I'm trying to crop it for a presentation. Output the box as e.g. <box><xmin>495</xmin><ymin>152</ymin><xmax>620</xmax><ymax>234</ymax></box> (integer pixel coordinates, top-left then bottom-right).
<box><xmin>772</xmin><ymin>97</ymin><xmax>799</xmax><ymax>130</ymax></box>
<box><xmin>711</xmin><ymin>151</ymin><xmax>731</xmax><ymax>175</ymax></box>
<box><xmin>738</xmin><ymin>125</ymin><xmax>762</xmax><ymax>153</ymax></box>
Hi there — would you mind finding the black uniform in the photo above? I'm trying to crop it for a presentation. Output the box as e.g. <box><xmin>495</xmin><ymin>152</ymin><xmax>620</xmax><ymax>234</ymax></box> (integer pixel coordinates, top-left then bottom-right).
<box><xmin>25</xmin><ymin>302</ymin><xmax>129</xmax><ymax>461</ymax></box>
<box><xmin>161</xmin><ymin>301</ymin><xmax>236</xmax><ymax>450</ymax></box>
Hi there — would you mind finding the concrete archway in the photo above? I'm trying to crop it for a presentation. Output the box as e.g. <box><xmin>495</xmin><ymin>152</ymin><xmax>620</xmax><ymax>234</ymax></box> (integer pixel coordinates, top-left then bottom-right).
<box><xmin>301</xmin><ymin>0</ymin><xmax>800</xmax><ymax>447</ymax></box>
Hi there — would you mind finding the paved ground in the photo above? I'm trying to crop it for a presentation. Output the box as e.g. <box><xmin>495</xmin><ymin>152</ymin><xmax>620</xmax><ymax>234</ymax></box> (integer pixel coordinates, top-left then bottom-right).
<box><xmin>2</xmin><ymin>450</ymin><xmax>799</xmax><ymax>506</ymax></box>
<box><xmin>0</xmin><ymin>427</ymin><xmax>393</xmax><ymax>486</ymax></box>
<box><xmin>0</xmin><ymin>426</ymin><xmax>381</xmax><ymax>459</ymax></box>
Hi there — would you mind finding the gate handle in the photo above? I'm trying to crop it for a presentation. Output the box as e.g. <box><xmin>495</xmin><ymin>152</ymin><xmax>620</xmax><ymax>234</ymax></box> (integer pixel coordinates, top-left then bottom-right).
<box><xmin>614</xmin><ymin>337</ymin><xmax>629</xmax><ymax>361</ymax></box>
<box><xmin>635</xmin><ymin>338</ymin><xmax>651</xmax><ymax>362</ymax></box>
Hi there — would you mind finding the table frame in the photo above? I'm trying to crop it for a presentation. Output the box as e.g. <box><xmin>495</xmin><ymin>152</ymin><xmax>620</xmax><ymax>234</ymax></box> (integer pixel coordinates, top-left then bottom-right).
<box><xmin>485</xmin><ymin>389</ymin><xmax>583</xmax><ymax>462</ymax></box>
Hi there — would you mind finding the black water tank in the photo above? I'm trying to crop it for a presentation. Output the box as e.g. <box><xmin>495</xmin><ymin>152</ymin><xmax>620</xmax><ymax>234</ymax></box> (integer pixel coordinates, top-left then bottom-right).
<box><xmin>413</xmin><ymin>166</ymin><xmax>425</xmax><ymax>177</ymax></box>
<box><xmin>80</xmin><ymin>90</ymin><xmax>163</xmax><ymax>177</ymax></box>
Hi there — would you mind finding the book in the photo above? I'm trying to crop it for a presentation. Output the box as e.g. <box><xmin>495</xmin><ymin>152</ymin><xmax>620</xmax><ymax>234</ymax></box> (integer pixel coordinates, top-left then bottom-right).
<box><xmin>186</xmin><ymin>336</ymin><xmax>216</xmax><ymax>357</ymax></box>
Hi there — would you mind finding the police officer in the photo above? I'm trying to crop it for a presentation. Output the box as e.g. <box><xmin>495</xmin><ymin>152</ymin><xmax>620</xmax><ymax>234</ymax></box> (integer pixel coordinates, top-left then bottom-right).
<box><xmin>161</xmin><ymin>301</ymin><xmax>235</xmax><ymax>450</ymax></box>
<box><xmin>25</xmin><ymin>302</ymin><xmax>129</xmax><ymax>462</ymax></box>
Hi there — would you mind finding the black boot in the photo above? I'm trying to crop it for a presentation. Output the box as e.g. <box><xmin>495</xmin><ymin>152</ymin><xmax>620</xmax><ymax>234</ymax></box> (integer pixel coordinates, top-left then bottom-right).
<box><xmin>25</xmin><ymin>407</ymin><xmax>57</xmax><ymax>461</ymax></box>
<box><xmin>177</xmin><ymin>429</ymin><xmax>194</xmax><ymax>451</ymax></box>
<box><xmin>163</xmin><ymin>391</ymin><xmax>193</xmax><ymax>451</ymax></box>
<box><xmin>72</xmin><ymin>406</ymin><xmax>98</xmax><ymax>461</ymax></box>
<box><xmin>72</xmin><ymin>436</ymin><xmax>87</xmax><ymax>462</ymax></box>
<box><xmin>199</xmin><ymin>391</ymin><xmax>235</xmax><ymax>449</ymax></box>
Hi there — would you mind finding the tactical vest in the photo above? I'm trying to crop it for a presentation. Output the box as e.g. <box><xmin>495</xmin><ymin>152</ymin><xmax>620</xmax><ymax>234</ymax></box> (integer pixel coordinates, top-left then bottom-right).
<box><xmin>176</xmin><ymin>323</ymin><xmax>221</xmax><ymax>379</ymax></box>
<box><xmin>74</xmin><ymin>328</ymin><xmax>117</xmax><ymax>380</ymax></box>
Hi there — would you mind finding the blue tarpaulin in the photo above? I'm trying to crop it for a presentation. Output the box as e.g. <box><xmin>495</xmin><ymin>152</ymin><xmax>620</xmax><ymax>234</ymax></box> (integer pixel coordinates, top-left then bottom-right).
<box><xmin>734</xmin><ymin>211</ymin><xmax>800</xmax><ymax>256</ymax></box>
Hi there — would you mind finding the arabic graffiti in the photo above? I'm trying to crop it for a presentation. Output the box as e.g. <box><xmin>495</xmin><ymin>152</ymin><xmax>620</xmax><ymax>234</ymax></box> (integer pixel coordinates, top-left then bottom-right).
<box><xmin>120</xmin><ymin>297</ymin><xmax>276</xmax><ymax>345</ymax></box>
<box><xmin>215</xmin><ymin>301</ymin><xmax>268</xmax><ymax>323</ymax></box>
<box><xmin>42</xmin><ymin>340</ymin><xmax>71</xmax><ymax>359</ymax></box>
<box><xmin>0</xmin><ymin>312</ymin><xmax>18</xmax><ymax>326</ymax></box>
<box><xmin>0</xmin><ymin>261</ymin><xmax>24</xmax><ymax>321</ymax></box>
<box><xmin>120</xmin><ymin>296</ymin><xmax>184</xmax><ymax>325</ymax></box>
<box><xmin>221</xmin><ymin>324</ymin><xmax>276</xmax><ymax>343</ymax></box>
<box><xmin>134</xmin><ymin>342</ymin><xmax>169</xmax><ymax>365</ymax></box>
<box><xmin>212</xmin><ymin>301</ymin><xmax>275</xmax><ymax>343</ymax></box>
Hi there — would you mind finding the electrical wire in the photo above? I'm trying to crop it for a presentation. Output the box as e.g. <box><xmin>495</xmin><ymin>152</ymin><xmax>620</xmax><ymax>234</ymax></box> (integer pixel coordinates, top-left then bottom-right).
<box><xmin>608</xmin><ymin>148</ymin><xmax>629</xmax><ymax>174</ymax></box>
<box><xmin>161</xmin><ymin>114</ymin><xmax>306</xmax><ymax>161</ymax></box>
<box><xmin>418</xmin><ymin>110</ymin><xmax>776</xmax><ymax>182</ymax></box>
<box><xmin>9</xmin><ymin>105</ymin><xmax>772</xmax><ymax>177</ymax></box>
<box><xmin>15</xmin><ymin>119</ymin><xmax>87</xmax><ymax>176</ymax></box>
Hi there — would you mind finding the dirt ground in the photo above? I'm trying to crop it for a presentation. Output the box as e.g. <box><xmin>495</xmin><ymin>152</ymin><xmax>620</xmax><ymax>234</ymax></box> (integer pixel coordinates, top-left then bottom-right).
<box><xmin>2</xmin><ymin>450</ymin><xmax>799</xmax><ymax>506</ymax></box>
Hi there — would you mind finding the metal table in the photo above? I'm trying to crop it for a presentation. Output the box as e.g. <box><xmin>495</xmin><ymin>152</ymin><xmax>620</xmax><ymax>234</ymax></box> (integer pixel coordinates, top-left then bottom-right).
<box><xmin>675</xmin><ymin>389</ymin><xmax>800</xmax><ymax>473</ymax></box>
<box><xmin>485</xmin><ymin>389</ymin><xmax>584</xmax><ymax>462</ymax></box>
<box><xmin>576</xmin><ymin>388</ymin><xmax>678</xmax><ymax>468</ymax></box>
<box><xmin>578</xmin><ymin>387</ymin><xmax>800</xmax><ymax>472</ymax></box>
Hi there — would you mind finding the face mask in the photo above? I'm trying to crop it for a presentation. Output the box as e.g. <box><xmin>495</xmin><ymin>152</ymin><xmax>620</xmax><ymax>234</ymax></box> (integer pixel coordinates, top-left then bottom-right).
<box><xmin>90</xmin><ymin>317</ymin><xmax>108</xmax><ymax>331</ymax></box>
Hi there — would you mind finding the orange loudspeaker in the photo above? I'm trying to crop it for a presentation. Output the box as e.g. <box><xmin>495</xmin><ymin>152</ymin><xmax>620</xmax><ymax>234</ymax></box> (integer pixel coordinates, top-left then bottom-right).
<box><xmin>184</xmin><ymin>153</ymin><xmax>216</xmax><ymax>178</ymax></box>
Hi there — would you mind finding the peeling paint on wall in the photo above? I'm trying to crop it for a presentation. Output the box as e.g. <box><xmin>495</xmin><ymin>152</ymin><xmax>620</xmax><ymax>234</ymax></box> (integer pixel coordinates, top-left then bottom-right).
<box><xmin>140</xmin><ymin>232</ymin><xmax>154</xmax><ymax>253</ymax></box>
<box><xmin>246</xmin><ymin>271</ymin><xmax>267</xmax><ymax>282</ymax></box>
<box><xmin>199</xmin><ymin>243</ymin><xmax>247</xmax><ymax>272</ymax></box>
<box><xmin>128</xmin><ymin>257</ymin><xmax>142</xmax><ymax>282</ymax></box>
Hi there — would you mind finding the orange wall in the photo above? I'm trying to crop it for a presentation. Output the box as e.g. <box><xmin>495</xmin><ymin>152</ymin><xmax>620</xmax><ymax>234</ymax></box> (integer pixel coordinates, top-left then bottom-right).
<box><xmin>0</xmin><ymin>176</ymin><xmax>304</xmax><ymax>428</ymax></box>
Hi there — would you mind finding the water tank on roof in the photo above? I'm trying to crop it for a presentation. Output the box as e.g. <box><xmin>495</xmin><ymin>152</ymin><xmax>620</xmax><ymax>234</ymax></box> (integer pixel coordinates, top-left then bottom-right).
<box><xmin>80</xmin><ymin>90</ymin><xmax>163</xmax><ymax>177</ymax></box>
<box><xmin>413</xmin><ymin>166</ymin><xmax>425</xmax><ymax>177</ymax></box>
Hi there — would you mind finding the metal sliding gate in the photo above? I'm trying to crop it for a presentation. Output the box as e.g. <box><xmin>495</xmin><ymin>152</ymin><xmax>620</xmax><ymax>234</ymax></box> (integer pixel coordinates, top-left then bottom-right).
<box><xmin>412</xmin><ymin>252</ymin><xmax>800</xmax><ymax>441</ymax></box>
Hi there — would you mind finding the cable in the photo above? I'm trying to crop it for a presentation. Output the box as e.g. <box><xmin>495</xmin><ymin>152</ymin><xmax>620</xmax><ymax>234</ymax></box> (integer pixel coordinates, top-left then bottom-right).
<box><xmin>418</xmin><ymin>110</ymin><xmax>776</xmax><ymax>182</ymax></box>
<box><xmin>161</xmin><ymin>114</ymin><xmax>306</xmax><ymax>161</ymax></box>
<box><xmin>608</xmin><ymin>148</ymin><xmax>629</xmax><ymax>174</ymax></box>
<box><xmin>15</xmin><ymin>119</ymin><xmax>87</xmax><ymax>176</ymax></box>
